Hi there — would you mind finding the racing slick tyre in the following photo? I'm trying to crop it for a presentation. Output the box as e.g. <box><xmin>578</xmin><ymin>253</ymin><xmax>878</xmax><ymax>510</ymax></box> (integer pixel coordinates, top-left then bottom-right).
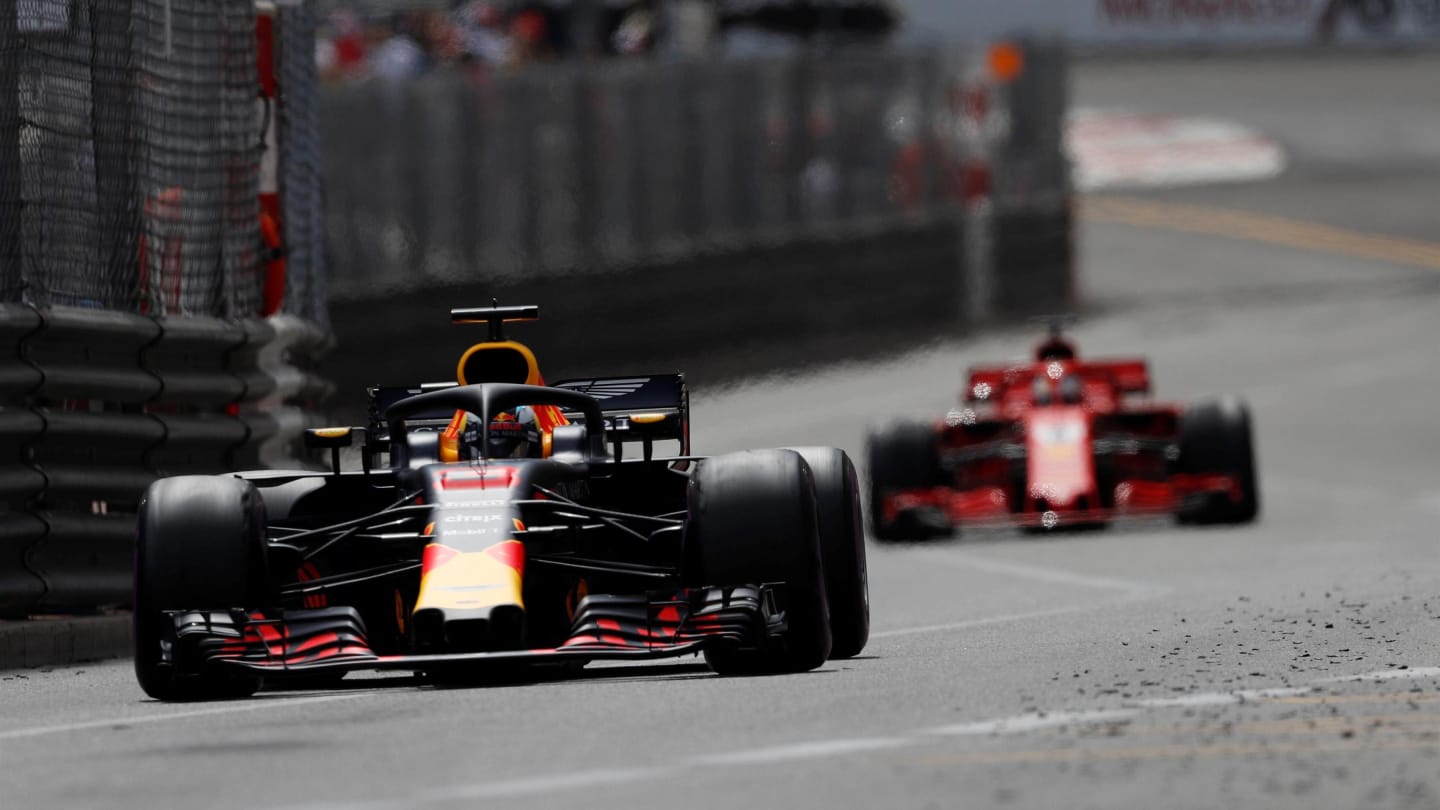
<box><xmin>865</xmin><ymin>420</ymin><xmax>951</xmax><ymax>542</ymax></box>
<box><xmin>785</xmin><ymin>447</ymin><xmax>869</xmax><ymax>660</ymax></box>
<box><xmin>134</xmin><ymin>476</ymin><xmax>268</xmax><ymax>701</ymax></box>
<box><xmin>1175</xmin><ymin>397</ymin><xmax>1260</xmax><ymax>526</ymax></box>
<box><xmin>686</xmin><ymin>449</ymin><xmax>832</xmax><ymax>675</ymax></box>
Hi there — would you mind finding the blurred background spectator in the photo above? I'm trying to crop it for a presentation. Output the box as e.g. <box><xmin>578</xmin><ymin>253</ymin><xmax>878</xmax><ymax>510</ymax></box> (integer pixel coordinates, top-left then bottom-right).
<box><xmin>313</xmin><ymin>0</ymin><xmax>902</xmax><ymax>82</ymax></box>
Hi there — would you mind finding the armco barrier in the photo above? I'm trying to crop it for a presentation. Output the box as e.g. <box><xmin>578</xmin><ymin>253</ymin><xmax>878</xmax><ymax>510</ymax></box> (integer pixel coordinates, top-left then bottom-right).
<box><xmin>0</xmin><ymin>304</ymin><xmax>330</xmax><ymax>617</ymax></box>
<box><xmin>988</xmin><ymin>39</ymin><xmax>1075</xmax><ymax>318</ymax></box>
<box><xmin>326</xmin><ymin>219</ymin><xmax>966</xmax><ymax>423</ymax></box>
<box><xmin>991</xmin><ymin>203</ymin><xmax>1075</xmax><ymax>317</ymax></box>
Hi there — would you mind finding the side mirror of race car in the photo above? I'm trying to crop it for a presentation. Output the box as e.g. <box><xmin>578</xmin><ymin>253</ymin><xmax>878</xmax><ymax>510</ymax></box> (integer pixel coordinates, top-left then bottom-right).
<box><xmin>548</xmin><ymin>424</ymin><xmax>591</xmax><ymax>467</ymax></box>
<box><xmin>304</xmin><ymin>426</ymin><xmax>354</xmax><ymax>474</ymax></box>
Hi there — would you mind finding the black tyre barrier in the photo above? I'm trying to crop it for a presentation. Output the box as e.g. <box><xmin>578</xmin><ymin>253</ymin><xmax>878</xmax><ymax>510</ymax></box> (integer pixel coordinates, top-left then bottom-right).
<box><xmin>24</xmin><ymin>512</ymin><xmax>136</xmax><ymax>615</ymax></box>
<box><xmin>0</xmin><ymin>513</ymin><xmax>48</xmax><ymax>617</ymax></box>
<box><xmin>148</xmin><ymin>413</ymin><xmax>250</xmax><ymax>478</ymax></box>
<box><xmin>0</xmin><ymin>304</ymin><xmax>331</xmax><ymax>616</ymax></box>
<box><xmin>146</xmin><ymin>317</ymin><xmax>247</xmax><ymax>406</ymax></box>
<box><xmin>26</xmin><ymin>308</ymin><xmax>162</xmax><ymax>404</ymax></box>
<box><xmin>232</xmin><ymin>319</ymin><xmax>280</xmax><ymax>404</ymax></box>
<box><xmin>0</xmin><ymin>306</ymin><xmax>43</xmax><ymax>401</ymax></box>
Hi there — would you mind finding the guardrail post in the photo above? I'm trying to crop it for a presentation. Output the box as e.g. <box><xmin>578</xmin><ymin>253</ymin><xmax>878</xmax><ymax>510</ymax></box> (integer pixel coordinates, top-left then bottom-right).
<box><xmin>989</xmin><ymin>38</ymin><xmax>1075</xmax><ymax>318</ymax></box>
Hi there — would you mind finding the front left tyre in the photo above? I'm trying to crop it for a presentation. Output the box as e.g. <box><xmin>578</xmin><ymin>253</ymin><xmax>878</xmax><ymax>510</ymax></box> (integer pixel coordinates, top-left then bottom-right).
<box><xmin>866</xmin><ymin>420</ymin><xmax>951</xmax><ymax>541</ymax></box>
<box><xmin>1174</xmin><ymin>397</ymin><xmax>1260</xmax><ymax>526</ymax></box>
<box><xmin>134</xmin><ymin>475</ymin><xmax>268</xmax><ymax>701</ymax></box>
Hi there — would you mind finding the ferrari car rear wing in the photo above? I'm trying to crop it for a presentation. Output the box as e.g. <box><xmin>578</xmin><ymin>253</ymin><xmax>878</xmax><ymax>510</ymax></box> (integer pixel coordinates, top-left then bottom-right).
<box><xmin>964</xmin><ymin>359</ymin><xmax>1151</xmax><ymax>402</ymax></box>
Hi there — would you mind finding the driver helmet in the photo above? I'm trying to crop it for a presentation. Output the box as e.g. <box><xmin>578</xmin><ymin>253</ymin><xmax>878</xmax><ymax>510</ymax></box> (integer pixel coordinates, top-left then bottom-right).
<box><xmin>464</xmin><ymin>406</ymin><xmax>540</xmax><ymax>459</ymax></box>
<box><xmin>1035</xmin><ymin>336</ymin><xmax>1076</xmax><ymax>361</ymax></box>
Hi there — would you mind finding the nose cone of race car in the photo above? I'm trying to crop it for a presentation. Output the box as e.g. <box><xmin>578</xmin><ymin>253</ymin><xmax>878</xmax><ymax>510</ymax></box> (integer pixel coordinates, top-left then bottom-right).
<box><xmin>413</xmin><ymin>537</ymin><xmax>528</xmax><ymax>652</ymax></box>
<box><xmin>1024</xmin><ymin>407</ymin><xmax>1097</xmax><ymax>510</ymax></box>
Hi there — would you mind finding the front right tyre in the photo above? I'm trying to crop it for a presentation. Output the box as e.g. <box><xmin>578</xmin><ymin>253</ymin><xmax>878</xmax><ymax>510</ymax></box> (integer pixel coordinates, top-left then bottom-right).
<box><xmin>134</xmin><ymin>475</ymin><xmax>268</xmax><ymax>701</ymax></box>
<box><xmin>685</xmin><ymin>449</ymin><xmax>832</xmax><ymax>675</ymax></box>
<box><xmin>785</xmin><ymin>446</ymin><xmax>869</xmax><ymax>660</ymax></box>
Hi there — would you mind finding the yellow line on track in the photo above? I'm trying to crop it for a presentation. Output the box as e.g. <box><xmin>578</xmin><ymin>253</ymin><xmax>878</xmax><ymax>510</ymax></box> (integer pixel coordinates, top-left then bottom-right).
<box><xmin>1068</xmin><ymin>713</ymin><xmax>1440</xmax><ymax>740</ymax></box>
<box><xmin>1206</xmin><ymin>715</ymin><xmax>1440</xmax><ymax>736</ymax></box>
<box><xmin>1265</xmin><ymin>693</ymin><xmax>1440</xmax><ymax>706</ymax></box>
<box><xmin>1083</xmin><ymin>196</ymin><xmax>1440</xmax><ymax>272</ymax></box>
<box><xmin>918</xmin><ymin>736</ymin><xmax>1440</xmax><ymax>767</ymax></box>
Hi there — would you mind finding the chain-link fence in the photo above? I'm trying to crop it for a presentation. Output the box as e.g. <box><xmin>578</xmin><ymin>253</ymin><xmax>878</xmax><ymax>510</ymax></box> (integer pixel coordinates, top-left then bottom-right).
<box><xmin>133</xmin><ymin>0</ymin><xmax>262</xmax><ymax>317</ymax></box>
<box><xmin>0</xmin><ymin>0</ymin><xmax>334</xmax><ymax>615</ymax></box>
<box><xmin>0</xmin><ymin>0</ymin><xmax>326</xmax><ymax>321</ymax></box>
<box><xmin>278</xmin><ymin>1</ymin><xmax>329</xmax><ymax>327</ymax></box>
<box><xmin>322</xmin><ymin>46</ymin><xmax>989</xmax><ymax>299</ymax></box>
<box><xmin>0</xmin><ymin>3</ymin><xmax>21</xmax><ymax>289</ymax></box>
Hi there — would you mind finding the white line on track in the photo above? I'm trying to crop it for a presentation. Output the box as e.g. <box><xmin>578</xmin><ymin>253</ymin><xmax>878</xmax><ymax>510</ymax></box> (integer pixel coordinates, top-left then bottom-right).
<box><xmin>423</xmin><ymin>767</ymin><xmax>674</xmax><ymax>803</ymax></box>
<box><xmin>1316</xmin><ymin>667</ymin><xmax>1440</xmax><ymax>684</ymax></box>
<box><xmin>923</xmin><ymin>709</ymin><xmax>1137</xmax><ymax>737</ymax></box>
<box><xmin>283</xmin><ymin>769</ymin><xmax>680</xmax><ymax>810</ymax></box>
<box><xmin>0</xmin><ymin>692</ymin><xmax>368</xmax><ymax>742</ymax></box>
<box><xmin>1126</xmin><ymin>687</ymin><xmax>1315</xmax><ymax>710</ymax></box>
<box><xmin>690</xmin><ymin>737</ymin><xmax>912</xmax><ymax>766</ymax></box>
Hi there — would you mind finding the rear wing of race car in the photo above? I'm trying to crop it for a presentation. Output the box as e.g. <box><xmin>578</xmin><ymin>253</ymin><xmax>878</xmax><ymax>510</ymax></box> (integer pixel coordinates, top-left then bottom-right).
<box><xmin>364</xmin><ymin>374</ymin><xmax>689</xmax><ymax>463</ymax></box>
<box><xmin>964</xmin><ymin>359</ymin><xmax>1150</xmax><ymax>402</ymax></box>
<box><xmin>551</xmin><ymin>374</ymin><xmax>690</xmax><ymax>460</ymax></box>
<box><xmin>1080</xmin><ymin>360</ymin><xmax>1151</xmax><ymax>396</ymax></box>
<box><xmin>367</xmin><ymin>382</ymin><xmax>460</xmax><ymax>440</ymax></box>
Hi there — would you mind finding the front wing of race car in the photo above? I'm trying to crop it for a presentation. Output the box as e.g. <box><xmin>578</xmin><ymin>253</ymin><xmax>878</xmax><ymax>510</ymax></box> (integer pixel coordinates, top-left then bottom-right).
<box><xmin>882</xmin><ymin>472</ymin><xmax>1242</xmax><ymax>530</ymax></box>
<box><xmin>162</xmin><ymin>586</ymin><xmax>777</xmax><ymax>678</ymax></box>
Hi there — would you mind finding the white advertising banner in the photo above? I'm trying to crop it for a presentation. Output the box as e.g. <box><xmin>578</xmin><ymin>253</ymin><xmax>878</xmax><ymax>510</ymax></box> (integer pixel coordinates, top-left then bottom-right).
<box><xmin>899</xmin><ymin>0</ymin><xmax>1440</xmax><ymax>48</ymax></box>
<box><xmin>1086</xmin><ymin>0</ymin><xmax>1440</xmax><ymax>46</ymax></box>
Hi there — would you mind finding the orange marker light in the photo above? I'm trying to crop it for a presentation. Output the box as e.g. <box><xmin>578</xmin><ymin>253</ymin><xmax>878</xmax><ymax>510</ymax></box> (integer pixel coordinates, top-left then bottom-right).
<box><xmin>988</xmin><ymin>42</ymin><xmax>1024</xmax><ymax>84</ymax></box>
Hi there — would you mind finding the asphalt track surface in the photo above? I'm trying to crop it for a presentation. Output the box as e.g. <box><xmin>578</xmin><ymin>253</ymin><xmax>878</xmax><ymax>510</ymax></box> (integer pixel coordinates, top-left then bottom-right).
<box><xmin>5</xmin><ymin>54</ymin><xmax>1440</xmax><ymax>809</ymax></box>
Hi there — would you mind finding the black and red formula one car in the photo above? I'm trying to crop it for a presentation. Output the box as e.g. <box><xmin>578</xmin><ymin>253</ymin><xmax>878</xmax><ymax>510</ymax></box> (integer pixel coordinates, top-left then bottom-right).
<box><xmin>867</xmin><ymin>323</ymin><xmax>1259</xmax><ymax>540</ymax></box>
<box><xmin>133</xmin><ymin>305</ymin><xmax>868</xmax><ymax>701</ymax></box>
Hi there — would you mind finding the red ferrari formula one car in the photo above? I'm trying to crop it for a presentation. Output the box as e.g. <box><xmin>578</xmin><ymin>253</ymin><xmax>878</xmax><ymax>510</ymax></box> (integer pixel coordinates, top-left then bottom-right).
<box><xmin>133</xmin><ymin>305</ymin><xmax>868</xmax><ymax>700</ymax></box>
<box><xmin>867</xmin><ymin>323</ymin><xmax>1259</xmax><ymax>539</ymax></box>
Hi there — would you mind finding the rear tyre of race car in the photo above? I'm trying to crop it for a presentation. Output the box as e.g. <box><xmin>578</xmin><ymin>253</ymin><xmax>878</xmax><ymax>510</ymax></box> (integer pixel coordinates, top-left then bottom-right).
<box><xmin>686</xmin><ymin>449</ymin><xmax>832</xmax><ymax>675</ymax></box>
<box><xmin>134</xmin><ymin>475</ymin><xmax>268</xmax><ymax>701</ymax></box>
<box><xmin>785</xmin><ymin>447</ymin><xmax>869</xmax><ymax>660</ymax></box>
<box><xmin>865</xmin><ymin>420</ymin><xmax>951</xmax><ymax>542</ymax></box>
<box><xmin>1175</xmin><ymin>397</ymin><xmax>1260</xmax><ymax>525</ymax></box>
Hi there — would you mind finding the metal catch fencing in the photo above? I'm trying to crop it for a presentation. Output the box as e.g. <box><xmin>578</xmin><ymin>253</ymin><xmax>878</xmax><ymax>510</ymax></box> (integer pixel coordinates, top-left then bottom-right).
<box><xmin>0</xmin><ymin>0</ymin><xmax>327</xmax><ymax>322</ymax></box>
<box><xmin>322</xmin><ymin>45</ymin><xmax>1006</xmax><ymax>299</ymax></box>
<box><xmin>0</xmin><ymin>0</ymin><xmax>333</xmax><ymax>616</ymax></box>
<box><xmin>277</xmin><ymin>1</ymin><xmax>329</xmax><ymax>327</ymax></box>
